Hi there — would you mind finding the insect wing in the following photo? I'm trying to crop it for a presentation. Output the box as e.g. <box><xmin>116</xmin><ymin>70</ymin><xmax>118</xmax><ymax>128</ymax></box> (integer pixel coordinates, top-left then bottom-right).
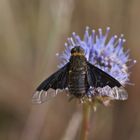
<box><xmin>32</xmin><ymin>89</ymin><xmax>63</xmax><ymax>104</ymax></box>
<box><xmin>87</xmin><ymin>62</ymin><xmax>128</xmax><ymax>100</ymax></box>
<box><xmin>32</xmin><ymin>63</ymin><xmax>69</xmax><ymax>103</ymax></box>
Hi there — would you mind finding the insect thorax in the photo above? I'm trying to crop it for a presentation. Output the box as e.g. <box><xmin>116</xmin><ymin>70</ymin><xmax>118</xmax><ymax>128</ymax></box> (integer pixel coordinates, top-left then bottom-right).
<box><xmin>68</xmin><ymin>55</ymin><xmax>88</xmax><ymax>98</ymax></box>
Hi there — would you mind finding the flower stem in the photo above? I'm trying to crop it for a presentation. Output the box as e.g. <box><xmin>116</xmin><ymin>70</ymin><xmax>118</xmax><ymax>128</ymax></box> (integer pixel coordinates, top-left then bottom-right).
<box><xmin>80</xmin><ymin>103</ymin><xmax>91</xmax><ymax>140</ymax></box>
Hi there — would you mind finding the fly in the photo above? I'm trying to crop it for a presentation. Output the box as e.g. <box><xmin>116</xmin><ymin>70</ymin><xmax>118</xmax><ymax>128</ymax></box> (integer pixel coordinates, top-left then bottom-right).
<box><xmin>32</xmin><ymin>46</ymin><xmax>128</xmax><ymax>103</ymax></box>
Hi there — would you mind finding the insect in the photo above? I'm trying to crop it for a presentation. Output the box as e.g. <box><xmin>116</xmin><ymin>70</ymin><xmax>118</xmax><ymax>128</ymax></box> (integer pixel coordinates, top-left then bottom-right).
<box><xmin>32</xmin><ymin>46</ymin><xmax>128</xmax><ymax>104</ymax></box>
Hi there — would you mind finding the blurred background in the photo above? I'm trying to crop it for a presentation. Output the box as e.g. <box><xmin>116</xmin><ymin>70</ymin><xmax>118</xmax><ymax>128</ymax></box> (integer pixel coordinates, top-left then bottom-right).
<box><xmin>0</xmin><ymin>0</ymin><xmax>139</xmax><ymax>140</ymax></box>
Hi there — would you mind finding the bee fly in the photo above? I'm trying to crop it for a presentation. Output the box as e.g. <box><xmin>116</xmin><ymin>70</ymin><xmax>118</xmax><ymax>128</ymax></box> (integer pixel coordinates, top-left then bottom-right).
<box><xmin>32</xmin><ymin>46</ymin><xmax>128</xmax><ymax>103</ymax></box>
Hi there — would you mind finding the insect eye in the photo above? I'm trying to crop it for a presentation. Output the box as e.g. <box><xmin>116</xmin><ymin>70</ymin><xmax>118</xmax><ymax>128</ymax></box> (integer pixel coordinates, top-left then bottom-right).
<box><xmin>71</xmin><ymin>47</ymin><xmax>77</xmax><ymax>54</ymax></box>
<box><xmin>71</xmin><ymin>46</ymin><xmax>85</xmax><ymax>55</ymax></box>
<box><xmin>79</xmin><ymin>48</ymin><xmax>84</xmax><ymax>53</ymax></box>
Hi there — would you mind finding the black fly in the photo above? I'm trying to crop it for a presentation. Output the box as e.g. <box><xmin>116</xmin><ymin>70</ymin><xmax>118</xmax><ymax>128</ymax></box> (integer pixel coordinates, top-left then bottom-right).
<box><xmin>32</xmin><ymin>46</ymin><xmax>128</xmax><ymax>103</ymax></box>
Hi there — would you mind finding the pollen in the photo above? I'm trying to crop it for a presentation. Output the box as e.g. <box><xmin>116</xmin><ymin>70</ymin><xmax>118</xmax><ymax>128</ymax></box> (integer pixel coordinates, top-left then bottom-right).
<box><xmin>69</xmin><ymin>70</ymin><xmax>72</xmax><ymax>73</ymax></box>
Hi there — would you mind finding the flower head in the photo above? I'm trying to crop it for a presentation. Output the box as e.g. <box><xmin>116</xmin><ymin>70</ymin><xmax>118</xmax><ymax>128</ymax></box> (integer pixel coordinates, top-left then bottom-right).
<box><xmin>57</xmin><ymin>27</ymin><xmax>136</xmax><ymax>86</ymax></box>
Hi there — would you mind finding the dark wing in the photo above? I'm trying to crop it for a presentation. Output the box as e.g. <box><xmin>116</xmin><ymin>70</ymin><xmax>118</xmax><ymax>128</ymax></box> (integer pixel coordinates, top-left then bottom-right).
<box><xmin>32</xmin><ymin>63</ymin><xmax>69</xmax><ymax>103</ymax></box>
<box><xmin>87</xmin><ymin>62</ymin><xmax>128</xmax><ymax>100</ymax></box>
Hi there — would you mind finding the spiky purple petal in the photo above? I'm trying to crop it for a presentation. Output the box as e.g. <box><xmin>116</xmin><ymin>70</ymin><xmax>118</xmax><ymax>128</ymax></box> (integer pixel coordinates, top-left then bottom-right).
<box><xmin>57</xmin><ymin>27</ymin><xmax>136</xmax><ymax>86</ymax></box>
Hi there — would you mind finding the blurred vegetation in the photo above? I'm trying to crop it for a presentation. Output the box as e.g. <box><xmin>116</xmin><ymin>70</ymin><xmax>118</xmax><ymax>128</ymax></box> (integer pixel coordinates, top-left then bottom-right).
<box><xmin>0</xmin><ymin>0</ymin><xmax>139</xmax><ymax>140</ymax></box>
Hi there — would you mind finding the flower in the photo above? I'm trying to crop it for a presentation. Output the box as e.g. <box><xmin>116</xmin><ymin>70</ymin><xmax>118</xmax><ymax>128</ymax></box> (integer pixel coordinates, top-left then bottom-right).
<box><xmin>57</xmin><ymin>27</ymin><xmax>136</xmax><ymax>86</ymax></box>
<box><xmin>56</xmin><ymin>27</ymin><xmax>136</xmax><ymax>106</ymax></box>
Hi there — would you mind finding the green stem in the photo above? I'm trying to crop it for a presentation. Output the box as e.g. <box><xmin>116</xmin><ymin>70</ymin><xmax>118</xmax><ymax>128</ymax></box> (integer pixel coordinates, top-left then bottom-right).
<box><xmin>80</xmin><ymin>103</ymin><xmax>91</xmax><ymax>140</ymax></box>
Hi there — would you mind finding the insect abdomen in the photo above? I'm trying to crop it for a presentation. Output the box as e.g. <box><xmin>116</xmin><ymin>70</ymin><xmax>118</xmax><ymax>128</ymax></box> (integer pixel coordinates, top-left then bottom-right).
<box><xmin>68</xmin><ymin>56</ymin><xmax>88</xmax><ymax>97</ymax></box>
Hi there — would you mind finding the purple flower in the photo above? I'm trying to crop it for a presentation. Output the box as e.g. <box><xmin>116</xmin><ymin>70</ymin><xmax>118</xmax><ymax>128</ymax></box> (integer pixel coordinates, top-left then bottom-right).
<box><xmin>57</xmin><ymin>27</ymin><xmax>136</xmax><ymax>86</ymax></box>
